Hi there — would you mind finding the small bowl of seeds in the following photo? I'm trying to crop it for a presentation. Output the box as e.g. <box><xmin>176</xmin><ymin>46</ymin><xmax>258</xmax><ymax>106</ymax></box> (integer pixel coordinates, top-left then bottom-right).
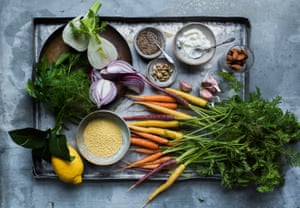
<box><xmin>146</xmin><ymin>57</ymin><xmax>177</xmax><ymax>88</ymax></box>
<box><xmin>134</xmin><ymin>27</ymin><xmax>165</xmax><ymax>59</ymax></box>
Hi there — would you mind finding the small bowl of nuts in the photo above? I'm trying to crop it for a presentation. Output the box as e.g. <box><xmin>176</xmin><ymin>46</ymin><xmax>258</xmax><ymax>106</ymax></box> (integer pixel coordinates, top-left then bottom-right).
<box><xmin>134</xmin><ymin>27</ymin><xmax>165</xmax><ymax>59</ymax></box>
<box><xmin>218</xmin><ymin>45</ymin><xmax>255</xmax><ymax>73</ymax></box>
<box><xmin>146</xmin><ymin>57</ymin><xmax>177</xmax><ymax>88</ymax></box>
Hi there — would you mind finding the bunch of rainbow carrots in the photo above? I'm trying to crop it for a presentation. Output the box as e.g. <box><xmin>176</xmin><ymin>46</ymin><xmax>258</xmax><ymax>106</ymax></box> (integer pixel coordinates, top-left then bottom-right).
<box><xmin>123</xmin><ymin>85</ymin><xmax>226</xmax><ymax>207</ymax></box>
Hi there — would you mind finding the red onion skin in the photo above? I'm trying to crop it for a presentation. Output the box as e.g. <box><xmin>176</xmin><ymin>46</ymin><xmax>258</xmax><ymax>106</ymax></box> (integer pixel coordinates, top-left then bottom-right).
<box><xmin>119</xmin><ymin>74</ymin><xmax>145</xmax><ymax>94</ymax></box>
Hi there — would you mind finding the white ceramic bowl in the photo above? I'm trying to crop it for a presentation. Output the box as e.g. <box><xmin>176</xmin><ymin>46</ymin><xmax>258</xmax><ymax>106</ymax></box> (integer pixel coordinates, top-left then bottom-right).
<box><xmin>173</xmin><ymin>23</ymin><xmax>216</xmax><ymax>66</ymax></box>
<box><xmin>76</xmin><ymin>110</ymin><xmax>130</xmax><ymax>166</ymax></box>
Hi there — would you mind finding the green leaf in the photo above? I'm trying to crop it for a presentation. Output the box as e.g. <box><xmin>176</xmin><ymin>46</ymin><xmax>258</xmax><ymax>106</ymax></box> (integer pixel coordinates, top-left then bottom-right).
<box><xmin>218</xmin><ymin>71</ymin><xmax>243</xmax><ymax>93</ymax></box>
<box><xmin>49</xmin><ymin>131</ymin><xmax>71</xmax><ymax>161</ymax></box>
<box><xmin>32</xmin><ymin>143</ymin><xmax>51</xmax><ymax>163</ymax></box>
<box><xmin>8</xmin><ymin>128</ymin><xmax>47</xmax><ymax>149</ymax></box>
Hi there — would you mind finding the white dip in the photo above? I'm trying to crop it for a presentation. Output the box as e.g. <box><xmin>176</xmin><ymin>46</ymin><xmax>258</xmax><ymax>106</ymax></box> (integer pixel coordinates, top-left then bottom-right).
<box><xmin>176</xmin><ymin>28</ymin><xmax>211</xmax><ymax>59</ymax></box>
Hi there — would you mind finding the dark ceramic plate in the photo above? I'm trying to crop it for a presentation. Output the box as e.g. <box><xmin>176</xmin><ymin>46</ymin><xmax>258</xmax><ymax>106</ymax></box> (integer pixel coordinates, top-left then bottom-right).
<box><xmin>39</xmin><ymin>24</ymin><xmax>132</xmax><ymax>65</ymax></box>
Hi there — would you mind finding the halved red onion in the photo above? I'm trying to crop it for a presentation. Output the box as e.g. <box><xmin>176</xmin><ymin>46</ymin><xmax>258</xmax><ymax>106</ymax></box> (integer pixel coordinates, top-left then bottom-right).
<box><xmin>119</xmin><ymin>74</ymin><xmax>145</xmax><ymax>94</ymax></box>
<box><xmin>100</xmin><ymin>60</ymin><xmax>137</xmax><ymax>80</ymax></box>
<box><xmin>89</xmin><ymin>78</ymin><xmax>117</xmax><ymax>108</ymax></box>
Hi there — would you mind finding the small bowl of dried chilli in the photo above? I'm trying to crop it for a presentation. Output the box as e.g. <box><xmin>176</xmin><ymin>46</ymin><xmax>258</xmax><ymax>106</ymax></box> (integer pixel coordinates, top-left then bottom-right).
<box><xmin>134</xmin><ymin>27</ymin><xmax>166</xmax><ymax>59</ymax></box>
<box><xmin>146</xmin><ymin>57</ymin><xmax>177</xmax><ymax>88</ymax></box>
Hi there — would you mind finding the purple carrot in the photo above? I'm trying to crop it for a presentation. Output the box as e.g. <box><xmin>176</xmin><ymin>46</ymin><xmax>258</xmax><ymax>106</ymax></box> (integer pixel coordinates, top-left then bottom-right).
<box><xmin>142</xmin><ymin>76</ymin><xmax>189</xmax><ymax>106</ymax></box>
<box><xmin>128</xmin><ymin>159</ymin><xmax>177</xmax><ymax>191</ymax></box>
<box><xmin>123</xmin><ymin>114</ymin><xmax>175</xmax><ymax>121</ymax></box>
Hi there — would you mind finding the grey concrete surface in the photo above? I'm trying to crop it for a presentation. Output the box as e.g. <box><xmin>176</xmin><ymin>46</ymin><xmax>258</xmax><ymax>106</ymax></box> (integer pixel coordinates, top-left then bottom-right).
<box><xmin>1</xmin><ymin>0</ymin><xmax>300</xmax><ymax>207</ymax></box>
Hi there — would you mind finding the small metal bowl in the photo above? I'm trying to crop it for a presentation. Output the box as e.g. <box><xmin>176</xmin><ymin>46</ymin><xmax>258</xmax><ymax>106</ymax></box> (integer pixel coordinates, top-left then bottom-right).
<box><xmin>146</xmin><ymin>57</ymin><xmax>177</xmax><ymax>88</ymax></box>
<box><xmin>76</xmin><ymin>110</ymin><xmax>130</xmax><ymax>166</ymax></box>
<box><xmin>173</xmin><ymin>23</ymin><xmax>216</xmax><ymax>66</ymax></box>
<box><xmin>134</xmin><ymin>27</ymin><xmax>166</xmax><ymax>59</ymax></box>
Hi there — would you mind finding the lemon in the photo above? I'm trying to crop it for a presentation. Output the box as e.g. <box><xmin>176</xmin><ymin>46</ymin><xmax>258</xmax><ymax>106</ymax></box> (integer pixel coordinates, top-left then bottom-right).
<box><xmin>51</xmin><ymin>145</ymin><xmax>84</xmax><ymax>184</ymax></box>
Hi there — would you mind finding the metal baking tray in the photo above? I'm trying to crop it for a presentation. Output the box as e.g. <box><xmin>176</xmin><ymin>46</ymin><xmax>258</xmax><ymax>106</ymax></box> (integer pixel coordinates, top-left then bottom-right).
<box><xmin>31</xmin><ymin>16</ymin><xmax>251</xmax><ymax>180</ymax></box>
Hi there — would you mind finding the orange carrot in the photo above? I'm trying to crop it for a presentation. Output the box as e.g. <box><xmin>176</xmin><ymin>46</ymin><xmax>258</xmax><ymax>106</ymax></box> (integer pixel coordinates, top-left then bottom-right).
<box><xmin>130</xmin><ymin>148</ymin><xmax>158</xmax><ymax>155</ymax></box>
<box><xmin>129</xmin><ymin>125</ymin><xmax>183</xmax><ymax>140</ymax></box>
<box><xmin>129</xmin><ymin>120</ymin><xmax>179</xmax><ymax>129</ymax></box>
<box><xmin>145</xmin><ymin>156</ymin><xmax>172</xmax><ymax>165</ymax></box>
<box><xmin>132</xmin><ymin>131</ymin><xmax>169</xmax><ymax>145</ymax></box>
<box><xmin>128</xmin><ymin>152</ymin><xmax>163</xmax><ymax>168</ymax></box>
<box><xmin>134</xmin><ymin>101</ymin><xmax>191</xmax><ymax>118</ymax></box>
<box><xmin>145</xmin><ymin>101</ymin><xmax>178</xmax><ymax>110</ymax></box>
<box><xmin>127</xmin><ymin>94</ymin><xmax>177</xmax><ymax>103</ymax></box>
<box><xmin>130</xmin><ymin>137</ymin><xmax>159</xmax><ymax>150</ymax></box>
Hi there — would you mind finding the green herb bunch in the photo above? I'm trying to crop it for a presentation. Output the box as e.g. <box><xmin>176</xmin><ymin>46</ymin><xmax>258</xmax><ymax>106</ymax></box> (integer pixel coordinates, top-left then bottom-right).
<box><xmin>8</xmin><ymin>53</ymin><xmax>97</xmax><ymax>162</ymax></box>
<box><xmin>26</xmin><ymin>52</ymin><xmax>96</xmax><ymax>129</ymax></box>
<box><xmin>178</xmin><ymin>88</ymin><xmax>300</xmax><ymax>192</ymax></box>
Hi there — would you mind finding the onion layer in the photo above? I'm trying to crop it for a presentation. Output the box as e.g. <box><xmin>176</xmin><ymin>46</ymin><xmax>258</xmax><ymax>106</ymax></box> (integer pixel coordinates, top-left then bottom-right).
<box><xmin>89</xmin><ymin>78</ymin><xmax>117</xmax><ymax>108</ymax></box>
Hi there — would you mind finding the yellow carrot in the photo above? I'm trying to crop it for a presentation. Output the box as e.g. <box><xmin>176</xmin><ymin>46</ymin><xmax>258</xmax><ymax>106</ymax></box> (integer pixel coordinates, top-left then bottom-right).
<box><xmin>129</xmin><ymin>120</ymin><xmax>179</xmax><ymax>128</ymax></box>
<box><xmin>134</xmin><ymin>101</ymin><xmax>191</xmax><ymax>119</ymax></box>
<box><xmin>141</xmin><ymin>164</ymin><xmax>186</xmax><ymax>208</ymax></box>
<box><xmin>165</xmin><ymin>88</ymin><xmax>208</xmax><ymax>107</ymax></box>
<box><xmin>129</xmin><ymin>125</ymin><xmax>183</xmax><ymax>140</ymax></box>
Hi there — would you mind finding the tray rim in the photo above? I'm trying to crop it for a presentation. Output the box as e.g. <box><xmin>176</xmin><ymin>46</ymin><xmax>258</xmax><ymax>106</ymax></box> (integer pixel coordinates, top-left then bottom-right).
<box><xmin>31</xmin><ymin>15</ymin><xmax>251</xmax><ymax>181</ymax></box>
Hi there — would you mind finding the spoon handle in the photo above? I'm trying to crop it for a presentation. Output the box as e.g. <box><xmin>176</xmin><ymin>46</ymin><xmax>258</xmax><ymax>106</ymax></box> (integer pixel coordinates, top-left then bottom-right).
<box><xmin>210</xmin><ymin>37</ymin><xmax>235</xmax><ymax>49</ymax></box>
<box><xmin>155</xmin><ymin>42</ymin><xmax>175</xmax><ymax>64</ymax></box>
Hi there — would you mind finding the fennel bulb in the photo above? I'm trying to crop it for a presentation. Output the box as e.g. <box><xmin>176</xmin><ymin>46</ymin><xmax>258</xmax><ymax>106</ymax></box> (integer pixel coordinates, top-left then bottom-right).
<box><xmin>88</xmin><ymin>34</ymin><xmax>118</xmax><ymax>69</ymax></box>
<box><xmin>62</xmin><ymin>1</ymin><xmax>118</xmax><ymax>69</ymax></box>
<box><xmin>62</xmin><ymin>16</ymin><xmax>89</xmax><ymax>51</ymax></box>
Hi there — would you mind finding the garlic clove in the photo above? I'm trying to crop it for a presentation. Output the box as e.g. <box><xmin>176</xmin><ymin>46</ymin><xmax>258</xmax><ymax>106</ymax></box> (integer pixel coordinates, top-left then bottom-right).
<box><xmin>179</xmin><ymin>80</ymin><xmax>193</xmax><ymax>92</ymax></box>
<box><xmin>200</xmin><ymin>88</ymin><xmax>214</xmax><ymax>100</ymax></box>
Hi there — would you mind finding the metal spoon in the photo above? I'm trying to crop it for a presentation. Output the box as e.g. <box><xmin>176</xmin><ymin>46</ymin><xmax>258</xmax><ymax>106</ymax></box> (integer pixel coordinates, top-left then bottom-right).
<box><xmin>189</xmin><ymin>37</ymin><xmax>235</xmax><ymax>59</ymax></box>
<box><xmin>146</xmin><ymin>32</ymin><xmax>175</xmax><ymax>64</ymax></box>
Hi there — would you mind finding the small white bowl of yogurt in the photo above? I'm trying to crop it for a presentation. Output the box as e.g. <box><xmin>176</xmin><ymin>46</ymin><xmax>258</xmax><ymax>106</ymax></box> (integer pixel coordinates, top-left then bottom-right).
<box><xmin>173</xmin><ymin>23</ymin><xmax>216</xmax><ymax>66</ymax></box>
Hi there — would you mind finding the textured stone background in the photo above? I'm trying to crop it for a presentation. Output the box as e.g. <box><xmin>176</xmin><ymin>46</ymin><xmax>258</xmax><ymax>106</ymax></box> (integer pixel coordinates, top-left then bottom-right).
<box><xmin>1</xmin><ymin>0</ymin><xmax>300</xmax><ymax>207</ymax></box>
